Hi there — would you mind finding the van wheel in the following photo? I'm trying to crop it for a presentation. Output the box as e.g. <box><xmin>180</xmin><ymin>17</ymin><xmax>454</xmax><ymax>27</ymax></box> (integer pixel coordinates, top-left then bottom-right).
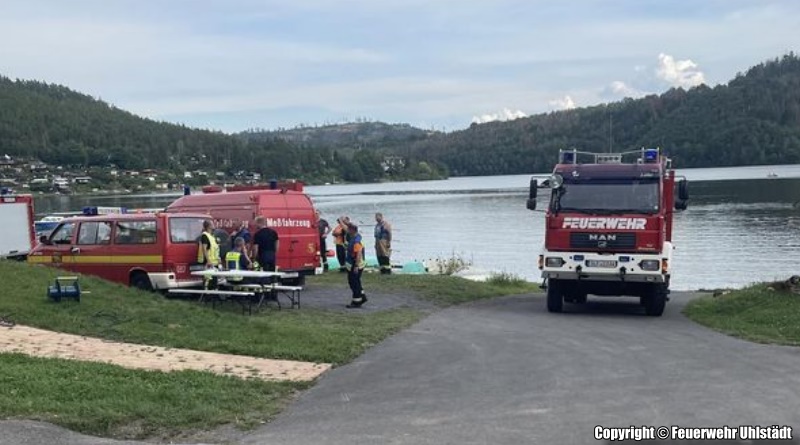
<box><xmin>130</xmin><ymin>272</ymin><xmax>153</xmax><ymax>292</ymax></box>
<box><xmin>643</xmin><ymin>284</ymin><xmax>667</xmax><ymax>316</ymax></box>
<box><xmin>546</xmin><ymin>279</ymin><xmax>564</xmax><ymax>313</ymax></box>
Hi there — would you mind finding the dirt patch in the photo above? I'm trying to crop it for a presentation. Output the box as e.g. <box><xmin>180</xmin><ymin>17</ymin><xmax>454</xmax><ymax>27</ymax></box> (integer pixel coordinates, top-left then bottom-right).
<box><xmin>0</xmin><ymin>325</ymin><xmax>330</xmax><ymax>382</ymax></box>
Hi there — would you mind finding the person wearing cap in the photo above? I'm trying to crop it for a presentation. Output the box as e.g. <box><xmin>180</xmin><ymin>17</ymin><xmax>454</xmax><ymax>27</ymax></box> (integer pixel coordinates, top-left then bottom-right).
<box><xmin>344</xmin><ymin>223</ymin><xmax>367</xmax><ymax>308</ymax></box>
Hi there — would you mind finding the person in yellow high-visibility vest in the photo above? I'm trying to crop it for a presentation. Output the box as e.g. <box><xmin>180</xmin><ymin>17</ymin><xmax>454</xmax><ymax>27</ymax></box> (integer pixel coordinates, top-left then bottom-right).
<box><xmin>225</xmin><ymin>237</ymin><xmax>253</xmax><ymax>285</ymax></box>
<box><xmin>198</xmin><ymin>220</ymin><xmax>221</xmax><ymax>288</ymax></box>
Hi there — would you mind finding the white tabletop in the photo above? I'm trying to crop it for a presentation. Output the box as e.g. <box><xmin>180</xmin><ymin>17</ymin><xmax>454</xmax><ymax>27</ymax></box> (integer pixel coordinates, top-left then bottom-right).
<box><xmin>191</xmin><ymin>270</ymin><xmax>285</xmax><ymax>278</ymax></box>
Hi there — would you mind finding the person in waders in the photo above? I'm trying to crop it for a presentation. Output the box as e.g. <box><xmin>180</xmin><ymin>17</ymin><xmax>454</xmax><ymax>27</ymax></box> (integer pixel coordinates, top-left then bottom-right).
<box><xmin>374</xmin><ymin>212</ymin><xmax>392</xmax><ymax>274</ymax></box>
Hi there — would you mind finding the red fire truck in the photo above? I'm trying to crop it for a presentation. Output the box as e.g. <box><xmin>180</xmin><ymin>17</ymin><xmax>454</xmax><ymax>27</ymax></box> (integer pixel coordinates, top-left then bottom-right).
<box><xmin>527</xmin><ymin>148</ymin><xmax>689</xmax><ymax>316</ymax></box>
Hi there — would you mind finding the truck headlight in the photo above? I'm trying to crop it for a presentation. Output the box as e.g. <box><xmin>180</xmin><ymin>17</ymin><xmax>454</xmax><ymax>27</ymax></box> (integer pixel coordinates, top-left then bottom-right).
<box><xmin>545</xmin><ymin>257</ymin><xmax>565</xmax><ymax>268</ymax></box>
<box><xmin>639</xmin><ymin>259</ymin><xmax>660</xmax><ymax>271</ymax></box>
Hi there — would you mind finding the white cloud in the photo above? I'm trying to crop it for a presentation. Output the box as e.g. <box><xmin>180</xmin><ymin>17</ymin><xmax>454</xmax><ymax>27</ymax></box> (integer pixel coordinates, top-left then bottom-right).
<box><xmin>656</xmin><ymin>53</ymin><xmax>706</xmax><ymax>88</ymax></box>
<box><xmin>548</xmin><ymin>95</ymin><xmax>576</xmax><ymax>110</ymax></box>
<box><xmin>606</xmin><ymin>80</ymin><xmax>647</xmax><ymax>98</ymax></box>
<box><xmin>471</xmin><ymin>108</ymin><xmax>527</xmax><ymax>124</ymax></box>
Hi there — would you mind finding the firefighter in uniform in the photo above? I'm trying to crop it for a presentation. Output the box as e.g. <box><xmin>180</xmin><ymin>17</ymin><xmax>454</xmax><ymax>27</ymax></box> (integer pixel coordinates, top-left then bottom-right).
<box><xmin>198</xmin><ymin>220</ymin><xmax>221</xmax><ymax>288</ymax></box>
<box><xmin>374</xmin><ymin>212</ymin><xmax>392</xmax><ymax>274</ymax></box>
<box><xmin>345</xmin><ymin>223</ymin><xmax>367</xmax><ymax>308</ymax></box>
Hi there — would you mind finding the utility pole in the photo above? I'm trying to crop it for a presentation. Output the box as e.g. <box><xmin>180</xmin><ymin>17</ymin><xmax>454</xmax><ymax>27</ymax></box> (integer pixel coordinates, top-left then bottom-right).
<box><xmin>608</xmin><ymin>113</ymin><xmax>613</xmax><ymax>153</ymax></box>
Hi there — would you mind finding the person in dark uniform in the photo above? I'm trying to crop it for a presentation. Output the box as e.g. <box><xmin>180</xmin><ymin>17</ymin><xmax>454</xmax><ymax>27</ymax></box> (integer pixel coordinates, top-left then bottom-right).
<box><xmin>345</xmin><ymin>223</ymin><xmax>367</xmax><ymax>308</ymax></box>
<box><xmin>316</xmin><ymin>210</ymin><xmax>331</xmax><ymax>271</ymax></box>
<box><xmin>251</xmin><ymin>216</ymin><xmax>279</xmax><ymax>272</ymax></box>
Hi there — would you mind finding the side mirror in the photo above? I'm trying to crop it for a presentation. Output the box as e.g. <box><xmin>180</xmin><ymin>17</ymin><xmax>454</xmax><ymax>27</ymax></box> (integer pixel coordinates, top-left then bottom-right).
<box><xmin>677</xmin><ymin>179</ymin><xmax>689</xmax><ymax>201</ymax></box>
<box><xmin>39</xmin><ymin>235</ymin><xmax>50</xmax><ymax>245</ymax></box>
<box><xmin>675</xmin><ymin>200</ymin><xmax>688</xmax><ymax>210</ymax></box>
<box><xmin>526</xmin><ymin>179</ymin><xmax>538</xmax><ymax>210</ymax></box>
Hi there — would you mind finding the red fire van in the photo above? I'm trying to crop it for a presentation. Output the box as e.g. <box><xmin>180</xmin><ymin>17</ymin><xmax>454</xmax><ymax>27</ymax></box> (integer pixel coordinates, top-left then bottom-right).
<box><xmin>28</xmin><ymin>212</ymin><xmax>212</xmax><ymax>290</ymax></box>
<box><xmin>165</xmin><ymin>185</ymin><xmax>320</xmax><ymax>278</ymax></box>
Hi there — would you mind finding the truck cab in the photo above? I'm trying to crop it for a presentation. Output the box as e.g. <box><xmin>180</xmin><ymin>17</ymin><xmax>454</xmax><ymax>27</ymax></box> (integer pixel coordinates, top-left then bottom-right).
<box><xmin>527</xmin><ymin>148</ymin><xmax>688</xmax><ymax>316</ymax></box>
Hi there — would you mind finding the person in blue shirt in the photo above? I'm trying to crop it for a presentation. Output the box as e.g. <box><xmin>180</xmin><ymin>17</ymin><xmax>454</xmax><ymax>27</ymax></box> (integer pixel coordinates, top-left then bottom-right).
<box><xmin>231</xmin><ymin>220</ymin><xmax>252</xmax><ymax>255</ymax></box>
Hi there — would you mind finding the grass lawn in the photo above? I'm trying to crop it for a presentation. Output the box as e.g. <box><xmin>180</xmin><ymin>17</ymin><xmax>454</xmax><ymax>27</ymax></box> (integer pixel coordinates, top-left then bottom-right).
<box><xmin>309</xmin><ymin>270</ymin><xmax>540</xmax><ymax>306</ymax></box>
<box><xmin>684</xmin><ymin>284</ymin><xmax>800</xmax><ymax>346</ymax></box>
<box><xmin>0</xmin><ymin>260</ymin><xmax>538</xmax><ymax>439</ymax></box>
<box><xmin>0</xmin><ymin>353</ymin><xmax>304</xmax><ymax>440</ymax></box>
<box><xmin>0</xmin><ymin>260</ymin><xmax>421</xmax><ymax>364</ymax></box>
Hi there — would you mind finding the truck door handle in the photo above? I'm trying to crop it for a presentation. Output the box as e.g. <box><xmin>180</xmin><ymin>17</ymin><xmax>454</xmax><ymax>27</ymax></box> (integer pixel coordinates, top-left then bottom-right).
<box><xmin>70</xmin><ymin>247</ymin><xmax>80</xmax><ymax>254</ymax></box>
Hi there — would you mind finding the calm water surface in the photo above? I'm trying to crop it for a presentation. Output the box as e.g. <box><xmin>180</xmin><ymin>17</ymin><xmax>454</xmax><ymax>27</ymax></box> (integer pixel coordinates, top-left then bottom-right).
<box><xmin>33</xmin><ymin>164</ymin><xmax>800</xmax><ymax>291</ymax></box>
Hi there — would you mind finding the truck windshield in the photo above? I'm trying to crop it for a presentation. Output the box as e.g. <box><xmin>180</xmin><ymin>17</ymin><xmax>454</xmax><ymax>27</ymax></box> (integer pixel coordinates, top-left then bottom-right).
<box><xmin>554</xmin><ymin>179</ymin><xmax>660</xmax><ymax>214</ymax></box>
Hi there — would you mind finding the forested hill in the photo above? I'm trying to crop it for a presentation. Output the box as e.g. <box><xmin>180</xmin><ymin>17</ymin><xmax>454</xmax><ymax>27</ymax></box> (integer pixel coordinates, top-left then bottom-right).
<box><xmin>242</xmin><ymin>121</ymin><xmax>438</xmax><ymax>149</ymax></box>
<box><xmin>0</xmin><ymin>77</ymin><xmax>249</xmax><ymax>170</ymax></box>
<box><xmin>0</xmin><ymin>78</ymin><xmax>442</xmax><ymax>183</ymax></box>
<box><xmin>405</xmin><ymin>53</ymin><xmax>800</xmax><ymax>175</ymax></box>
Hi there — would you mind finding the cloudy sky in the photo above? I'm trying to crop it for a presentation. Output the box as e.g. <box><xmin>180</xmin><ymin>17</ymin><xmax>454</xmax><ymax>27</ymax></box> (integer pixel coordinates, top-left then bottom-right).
<box><xmin>1</xmin><ymin>0</ymin><xmax>798</xmax><ymax>132</ymax></box>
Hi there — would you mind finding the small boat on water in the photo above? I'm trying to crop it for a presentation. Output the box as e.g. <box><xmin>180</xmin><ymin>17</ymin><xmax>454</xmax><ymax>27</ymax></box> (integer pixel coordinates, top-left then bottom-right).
<box><xmin>767</xmin><ymin>172</ymin><xmax>779</xmax><ymax>178</ymax></box>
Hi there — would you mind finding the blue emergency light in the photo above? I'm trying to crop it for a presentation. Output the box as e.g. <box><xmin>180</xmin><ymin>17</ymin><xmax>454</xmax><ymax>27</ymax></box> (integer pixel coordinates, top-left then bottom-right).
<box><xmin>643</xmin><ymin>148</ymin><xmax>659</xmax><ymax>163</ymax></box>
<box><xmin>560</xmin><ymin>151</ymin><xmax>575</xmax><ymax>164</ymax></box>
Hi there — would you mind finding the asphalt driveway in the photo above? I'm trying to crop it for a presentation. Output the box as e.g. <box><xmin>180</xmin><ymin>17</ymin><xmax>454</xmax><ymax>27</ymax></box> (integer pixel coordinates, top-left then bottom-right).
<box><xmin>2</xmin><ymin>291</ymin><xmax>800</xmax><ymax>444</ymax></box>
<box><xmin>241</xmin><ymin>292</ymin><xmax>800</xmax><ymax>444</ymax></box>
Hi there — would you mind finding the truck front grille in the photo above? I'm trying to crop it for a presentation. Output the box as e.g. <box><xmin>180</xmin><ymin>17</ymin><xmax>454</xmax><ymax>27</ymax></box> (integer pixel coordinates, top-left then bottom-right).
<box><xmin>569</xmin><ymin>232</ymin><xmax>636</xmax><ymax>249</ymax></box>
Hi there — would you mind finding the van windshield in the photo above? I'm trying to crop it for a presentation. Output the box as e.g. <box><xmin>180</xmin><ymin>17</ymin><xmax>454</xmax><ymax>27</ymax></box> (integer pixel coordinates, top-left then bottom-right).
<box><xmin>170</xmin><ymin>217</ymin><xmax>208</xmax><ymax>243</ymax></box>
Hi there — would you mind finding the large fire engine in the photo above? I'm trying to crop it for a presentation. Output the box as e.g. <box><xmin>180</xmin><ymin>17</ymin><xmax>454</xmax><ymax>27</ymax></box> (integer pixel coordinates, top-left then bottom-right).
<box><xmin>527</xmin><ymin>148</ymin><xmax>689</xmax><ymax>316</ymax></box>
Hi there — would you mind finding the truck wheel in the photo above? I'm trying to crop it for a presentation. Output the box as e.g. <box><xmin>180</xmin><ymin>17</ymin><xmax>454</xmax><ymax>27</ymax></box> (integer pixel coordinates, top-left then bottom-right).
<box><xmin>130</xmin><ymin>272</ymin><xmax>153</xmax><ymax>292</ymax></box>
<box><xmin>643</xmin><ymin>284</ymin><xmax>667</xmax><ymax>316</ymax></box>
<box><xmin>547</xmin><ymin>279</ymin><xmax>564</xmax><ymax>313</ymax></box>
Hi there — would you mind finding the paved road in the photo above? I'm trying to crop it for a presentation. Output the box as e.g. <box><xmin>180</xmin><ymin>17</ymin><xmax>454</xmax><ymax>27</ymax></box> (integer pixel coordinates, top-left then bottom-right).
<box><xmin>3</xmin><ymin>292</ymin><xmax>800</xmax><ymax>444</ymax></box>
<box><xmin>241</xmin><ymin>292</ymin><xmax>800</xmax><ymax>445</ymax></box>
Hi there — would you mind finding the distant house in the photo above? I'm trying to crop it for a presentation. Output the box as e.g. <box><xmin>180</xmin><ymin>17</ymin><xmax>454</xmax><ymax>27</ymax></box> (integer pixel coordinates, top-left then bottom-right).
<box><xmin>0</xmin><ymin>155</ymin><xmax>14</xmax><ymax>169</ymax></box>
<box><xmin>381</xmin><ymin>156</ymin><xmax>406</xmax><ymax>173</ymax></box>
<box><xmin>183</xmin><ymin>172</ymin><xmax>193</xmax><ymax>179</ymax></box>
<box><xmin>74</xmin><ymin>176</ymin><xmax>92</xmax><ymax>184</ymax></box>
<box><xmin>30</xmin><ymin>162</ymin><xmax>48</xmax><ymax>171</ymax></box>
<box><xmin>109</xmin><ymin>169</ymin><xmax>119</xmax><ymax>176</ymax></box>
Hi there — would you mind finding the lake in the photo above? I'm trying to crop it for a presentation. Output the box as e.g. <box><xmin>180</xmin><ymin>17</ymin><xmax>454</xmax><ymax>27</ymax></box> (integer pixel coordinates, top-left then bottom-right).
<box><xmin>32</xmin><ymin>164</ymin><xmax>800</xmax><ymax>291</ymax></box>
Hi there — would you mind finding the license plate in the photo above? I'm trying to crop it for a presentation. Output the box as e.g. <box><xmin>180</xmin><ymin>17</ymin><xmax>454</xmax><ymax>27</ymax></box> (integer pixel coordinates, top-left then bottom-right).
<box><xmin>586</xmin><ymin>260</ymin><xmax>618</xmax><ymax>268</ymax></box>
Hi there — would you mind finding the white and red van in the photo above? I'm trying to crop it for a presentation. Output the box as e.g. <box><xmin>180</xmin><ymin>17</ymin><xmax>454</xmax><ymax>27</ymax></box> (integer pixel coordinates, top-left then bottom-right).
<box><xmin>165</xmin><ymin>184</ymin><xmax>320</xmax><ymax>279</ymax></box>
<box><xmin>28</xmin><ymin>212</ymin><xmax>212</xmax><ymax>290</ymax></box>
